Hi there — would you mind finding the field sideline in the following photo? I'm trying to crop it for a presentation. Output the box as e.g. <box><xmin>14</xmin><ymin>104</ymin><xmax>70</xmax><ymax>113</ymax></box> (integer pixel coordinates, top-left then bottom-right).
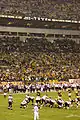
<box><xmin>0</xmin><ymin>91</ymin><xmax>80</xmax><ymax>120</ymax></box>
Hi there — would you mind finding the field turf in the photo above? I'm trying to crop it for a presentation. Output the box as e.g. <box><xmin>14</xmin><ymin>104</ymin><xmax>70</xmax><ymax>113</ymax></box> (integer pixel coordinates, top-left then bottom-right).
<box><xmin>0</xmin><ymin>91</ymin><xmax>80</xmax><ymax>120</ymax></box>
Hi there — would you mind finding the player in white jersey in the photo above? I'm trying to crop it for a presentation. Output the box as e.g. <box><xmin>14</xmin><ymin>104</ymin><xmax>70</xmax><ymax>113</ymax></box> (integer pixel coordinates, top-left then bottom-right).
<box><xmin>36</xmin><ymin>96</ymin><xmax>41</xmax><ymax>105</ymax></box>
<box><xmin>4</xmin><ymin>92</ymin><xmax>7</xmax><ymax>98</ymax></box>
<box><xmin>8</xmin><ymin>94</ymin><xmax>13</xmax><ymax>110</ymax></box>
<box><xmin>20</xmin><ymin>98</ymin><xmax>28</xmax><ymax>109</ymax></box>
<box><xmin>34</xmin><ymin>103</ymin><xmax>39</xmax><ymax>120</ymax></box>
<box><xmin>26</xmin><ymin>94</ymin><xmax>35</xmax><ymax>105</ymax></box>
<box><xmin>64</xmin><ymin>101</ymin><xmax>71</xmax><ymax>109</ymax></box>
<box><xmin>57</xmin><ymin>98</ymin><xmax>64</xmax><ymax>108</ymax></box>
<box><xmin>41</xmin><ymin>94</ymin><xmax>48</xmax><ymax>105</ymax></box>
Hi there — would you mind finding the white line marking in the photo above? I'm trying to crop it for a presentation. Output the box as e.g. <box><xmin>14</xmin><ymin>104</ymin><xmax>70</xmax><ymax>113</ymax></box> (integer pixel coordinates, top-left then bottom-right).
<box><xmin>66</xmin><ymin>114</ymin><xmax>80</xmax><ymax>118</ymax></box>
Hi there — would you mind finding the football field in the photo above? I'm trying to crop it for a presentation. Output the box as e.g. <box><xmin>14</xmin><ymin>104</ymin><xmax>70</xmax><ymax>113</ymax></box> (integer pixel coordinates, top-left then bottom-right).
<box><xmin>0</xmin><ymin>91</ymin><xmax>80</xmax><ymax>120</ymax></box>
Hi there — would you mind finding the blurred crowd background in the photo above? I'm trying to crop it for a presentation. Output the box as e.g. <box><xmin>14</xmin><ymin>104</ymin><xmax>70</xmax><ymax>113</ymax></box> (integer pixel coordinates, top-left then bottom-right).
<box><xmin>0</xmin><ymin>0</ymin><xmax>80</xmax><ymax>21</ymax></box>
<box><xmin>0</xmin><ymin>36</ymin><xmax>80</xmax><ymax>83</ymax></box>
<box><xmin>0</xmin><ymin>0</ymin><xmax>80</xmax><ymax>85</ymax></box>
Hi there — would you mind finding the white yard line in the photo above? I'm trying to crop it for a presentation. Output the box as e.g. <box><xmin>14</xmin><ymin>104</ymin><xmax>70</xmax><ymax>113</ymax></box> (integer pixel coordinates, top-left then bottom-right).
<box><xmin>66</xmin><ymin>114</ymin><xmax>80</xmax><ymax>118</ymax></box>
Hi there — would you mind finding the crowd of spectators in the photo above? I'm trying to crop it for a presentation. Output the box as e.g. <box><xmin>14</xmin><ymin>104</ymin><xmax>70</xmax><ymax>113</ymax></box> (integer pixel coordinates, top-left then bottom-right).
<box><xmin>0</xmin><ymin>0</ymin><xmax>80</xmax><ymax>21</ymax></box>
<box><xmin>0</xmin><ymin>36</ymin><xmax>80</xmax><ymax>83</ymax></box>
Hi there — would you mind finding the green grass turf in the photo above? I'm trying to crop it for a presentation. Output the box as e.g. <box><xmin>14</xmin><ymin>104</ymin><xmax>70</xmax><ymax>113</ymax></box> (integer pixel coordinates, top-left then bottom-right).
<box><xmin>0</xmin><ymin>91</ymin><xmax>80</xmax><ymax>120</ymax></box>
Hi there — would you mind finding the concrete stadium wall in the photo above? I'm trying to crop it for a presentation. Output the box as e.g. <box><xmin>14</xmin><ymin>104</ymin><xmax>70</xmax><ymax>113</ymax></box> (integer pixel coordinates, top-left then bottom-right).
<box><xmin>0</xmin><ymin>26</ymin><xmax>80</xmax><ymax>35</ymax></box>
<box><xmin>0</xmin><ymin>26</ymin><xmax>80</xmax><ymax>43</ymax></box>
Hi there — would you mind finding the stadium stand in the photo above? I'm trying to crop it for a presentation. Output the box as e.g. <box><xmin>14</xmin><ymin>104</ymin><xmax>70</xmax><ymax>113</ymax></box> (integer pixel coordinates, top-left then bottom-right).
<box><xmin>0</xmin><ymin>36</ymin><xmax>80</xmax><ymax>82</ymax></box>
<box><xmin>0</xmin><ymin>0</ymin><xmax>80</xmax><ymax>21</ymax></box>
<box><xmin>0</xmin><ymin>0</ymin><xmax>80</xmax><ymax>84</ymax></box>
